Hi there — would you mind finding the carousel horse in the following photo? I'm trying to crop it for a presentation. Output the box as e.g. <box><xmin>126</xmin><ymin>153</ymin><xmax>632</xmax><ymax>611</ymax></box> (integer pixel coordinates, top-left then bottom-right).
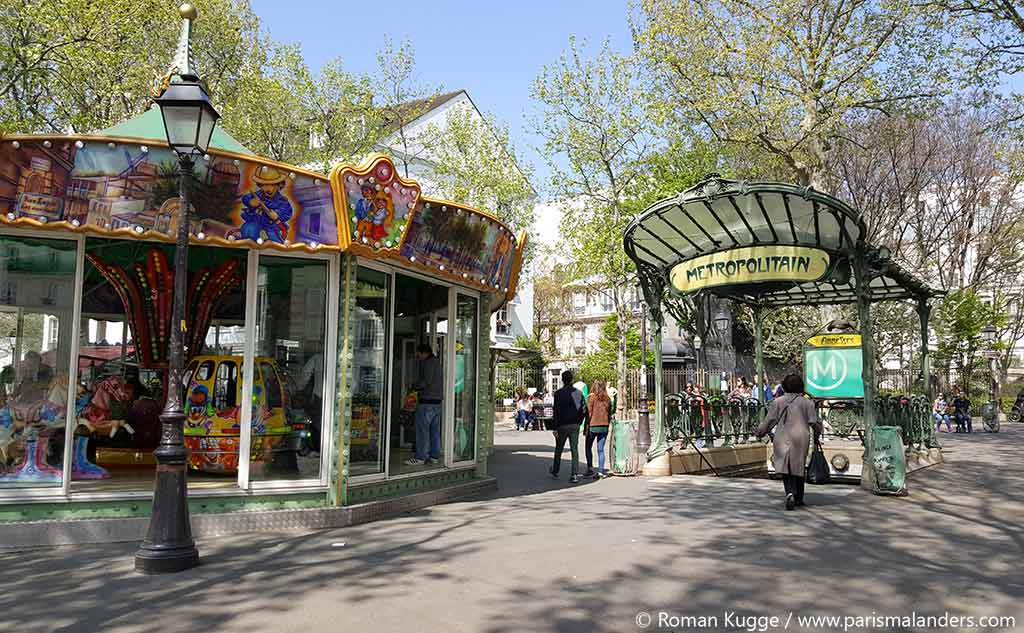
<box><xmin>78</xmin><ymin>376</ymin><xmax>134</xmax><ymax>437</ymax></box>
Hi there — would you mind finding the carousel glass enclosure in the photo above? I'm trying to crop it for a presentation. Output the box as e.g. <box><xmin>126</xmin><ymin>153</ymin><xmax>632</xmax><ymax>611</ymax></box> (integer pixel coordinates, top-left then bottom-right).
<box><xmin>0</xmin><ymin>134</ymin><xmax>524</xmax><ymax>515</ymax></box>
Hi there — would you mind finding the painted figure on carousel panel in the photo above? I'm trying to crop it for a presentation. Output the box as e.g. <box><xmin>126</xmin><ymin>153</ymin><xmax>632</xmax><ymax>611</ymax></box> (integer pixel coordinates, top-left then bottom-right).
<box><xmin>370</xmin><ymin>193</ymin><xmax>395</xmax><ymax>241</ymax></box>
<box><xmin>354</xmin><ymin>182</ymin><xmax>376</xmax><ymax>237</ymax></box>
<box><xmin>240</xmin><ymin>167</ymin><xmax>293</xmax><ymax>243</ymax></box>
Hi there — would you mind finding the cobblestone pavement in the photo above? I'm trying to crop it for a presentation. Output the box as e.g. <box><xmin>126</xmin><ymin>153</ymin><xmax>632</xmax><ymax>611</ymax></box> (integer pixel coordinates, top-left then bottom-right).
<box><xmin>0</xmin><ymin>423</ymin><xmax>1021</xmax><ymax>633</ymax></box>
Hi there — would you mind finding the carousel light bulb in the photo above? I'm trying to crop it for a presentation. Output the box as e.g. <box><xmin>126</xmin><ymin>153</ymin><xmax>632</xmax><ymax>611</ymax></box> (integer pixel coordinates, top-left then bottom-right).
<box><xmin>203</xmin><ymin>154</ymin><xmax>210</xmax><ymax>162</ymax></box>
<box><xmin>74</xmin><ymin>140</ymin><xmax>84</xmax><ymax>149</ymax></box>
<box><xmin>289</xmin><ymin>172</ymin><xmax>296</xmax><ymax>179</ymax></box>
<box><xmin>134</xmin><ymin>225</ymin><xmax>144</xmax><ymax>234</ymax></box>
<box><xmin>361</xmin><ymin>236</ymin><xmax>368</xmax><ymax>244</ymax></box>
<box><xmin>410</xmin><ymin>256</ymin><xmax>416</xmax><ymax>262</ymax></box>
<box><xmin>140</xmin><ymin>145</ymin><xmax>148</xmax><ymax>153</ymax></box>
<box><xmin>71</xmin><ymin>219</ymin><xmax>81</xmax><ymax>227</ymax></box>
<box><xmin>256</xmin><ymin>237</ymin><xmax>265</xmax><ymax>245</ymax></box>
<box><xmin>107</xmin><ymin>142</ymin><xmax>116</xmax><ymax>150</ymax></box>
<box><xmin>11</xmin><ymin>141</ymin><xmax>19</xmax><ymax>149</ymax></box>
<box><xmin>196</xmin><ymin>232</ymin><xmax>205</xmax><ymax>240</ymax></box>
<box><xmin>439</xmin><ymin>265</ymin><xmax>445</xmax><ymax>271</ymax></box>
<box><xmin>310</xmin><ymin>241</ymin><xmax>319</xmax><ymax>249</ymax></box>
<box><xmin>38</xmin><ymin>216</ymin><xmax>47</xmax><ymax>223</ymax></box>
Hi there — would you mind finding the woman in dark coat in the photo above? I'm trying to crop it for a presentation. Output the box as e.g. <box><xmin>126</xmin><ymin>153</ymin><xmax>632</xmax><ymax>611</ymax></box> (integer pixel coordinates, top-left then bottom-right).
<box><xmin>756</xmin><ymin>374</ymin><xmax>823</xmax><ymax>511</ymax></box>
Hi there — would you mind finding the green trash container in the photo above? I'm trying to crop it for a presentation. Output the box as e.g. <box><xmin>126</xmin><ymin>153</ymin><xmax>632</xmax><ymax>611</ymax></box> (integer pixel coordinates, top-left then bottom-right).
<box><xmin>611</xmin><ymin>419</ymin><xmax>632</xmax><ymax>474</ymax></box>
<box><xmin>870</xmin><ymin>426</ymin><xmax>907</xmax><ymax>495</ymax></box>
<box><xmin>982</xmin><ymin>401</ymin><xmax>1000</xmax><ymax>433</ymax></box>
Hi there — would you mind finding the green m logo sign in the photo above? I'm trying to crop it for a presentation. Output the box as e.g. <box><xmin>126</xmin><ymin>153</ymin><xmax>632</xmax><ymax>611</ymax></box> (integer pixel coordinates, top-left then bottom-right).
<box><xmin>804</xmin><ymin>347</ymin><xmax>864</xmax><ymax>398</ymax></box>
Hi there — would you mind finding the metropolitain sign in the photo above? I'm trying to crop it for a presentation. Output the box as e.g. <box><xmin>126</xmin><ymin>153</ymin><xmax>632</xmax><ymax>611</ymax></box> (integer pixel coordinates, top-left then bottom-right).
<box><xmin>669</xmin><ymin>245</ymin><xmax>830</xmax><ymax>293</ymax></box>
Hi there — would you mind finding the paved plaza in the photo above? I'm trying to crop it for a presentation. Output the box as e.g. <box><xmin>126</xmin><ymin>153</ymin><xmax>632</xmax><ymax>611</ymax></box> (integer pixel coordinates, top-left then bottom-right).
<box><xmin>1</xmin><ymin>424</ymin><xmax>1021</xmax><ymax>633</ymax></box>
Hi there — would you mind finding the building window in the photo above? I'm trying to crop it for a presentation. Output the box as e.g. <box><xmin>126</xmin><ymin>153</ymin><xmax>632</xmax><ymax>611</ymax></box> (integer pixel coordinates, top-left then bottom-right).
<box><xmin>573</xmin><ymin>327</ymin><xmax>585</xmax><ymax>352</ymax></box>
<box><xmin>600</xmin><ymin>292</ymin><xmax>613</xmax><ymax>312</ymax></box>
<box><xmin>496</xmin><ymin>306</ymin><xmax>510</xmax><ymax>335</ymax></box>
<box><xmin>573</xmin><ymin>291</ymin><xmax>586</xmax><ymax>315</ymax></box>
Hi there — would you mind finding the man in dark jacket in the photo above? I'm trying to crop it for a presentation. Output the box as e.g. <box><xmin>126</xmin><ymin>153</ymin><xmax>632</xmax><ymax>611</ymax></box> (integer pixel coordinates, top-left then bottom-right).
<box><xmin>550</xmin><ymin>370</ymin><xmax>588</xmax><ymax>483</ymax></box>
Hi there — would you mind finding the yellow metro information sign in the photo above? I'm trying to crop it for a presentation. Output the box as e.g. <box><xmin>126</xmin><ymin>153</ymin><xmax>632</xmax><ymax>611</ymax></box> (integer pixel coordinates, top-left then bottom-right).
<box><xmin>806</xmin><ymin>334</ymin><xmax>862</xmax><ymax>347</ymax></box>
<box><xmin>669</xmin><ymin>245</ymin><xmax>830</xmax><ymax>294</ymax></box>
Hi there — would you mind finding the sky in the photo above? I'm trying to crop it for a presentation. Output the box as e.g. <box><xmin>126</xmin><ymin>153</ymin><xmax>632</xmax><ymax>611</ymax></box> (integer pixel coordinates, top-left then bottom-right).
<box><xmin>250</xmin><ymin>0</ymin><xmax>634</xmax><ymax>202</ymax></box>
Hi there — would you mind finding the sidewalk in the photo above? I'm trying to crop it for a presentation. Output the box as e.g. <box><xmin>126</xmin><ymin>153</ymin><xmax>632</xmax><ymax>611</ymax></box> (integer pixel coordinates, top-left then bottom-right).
<box><xmin>0</xmin><ymin>424</ymin><xmax>1021</xmax><ymax>633</ymax></box>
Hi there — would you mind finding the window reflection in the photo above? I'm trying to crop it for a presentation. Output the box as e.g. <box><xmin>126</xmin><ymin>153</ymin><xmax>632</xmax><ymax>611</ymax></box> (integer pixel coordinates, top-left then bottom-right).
<box><xmin>0</xmin><ymin>235</ymin><xmax>76</xmax><ymax>488</ymax></box>
<box><xmin>349</xmin><ymin>267</ymin><xmax>389</xmax><ymax>476</ymax></box>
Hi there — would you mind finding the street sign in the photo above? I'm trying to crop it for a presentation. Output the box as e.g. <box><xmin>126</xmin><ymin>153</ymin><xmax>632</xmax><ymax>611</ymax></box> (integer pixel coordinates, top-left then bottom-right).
<box><xmin>804</xmin><ymin>345</ymin><xmax>864</xmax><ymax>398</ymax></box>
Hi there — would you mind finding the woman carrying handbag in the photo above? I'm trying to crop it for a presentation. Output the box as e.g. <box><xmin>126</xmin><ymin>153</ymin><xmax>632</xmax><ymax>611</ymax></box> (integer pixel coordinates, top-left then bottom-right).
<box><xmin>756</xmin><ymin>374</ymin><xmax>824</xmax><ymax>511</ymax></box>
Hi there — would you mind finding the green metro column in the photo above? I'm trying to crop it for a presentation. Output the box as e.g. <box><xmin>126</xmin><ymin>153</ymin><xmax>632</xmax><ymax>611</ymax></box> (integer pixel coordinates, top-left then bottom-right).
<box><xmin>753</xmin><ymin>304</ymin><xmax>765</xmax><ymax>401</ymax></box>
<box><xmin>854</xmin><ymin>247</ymin><xmax>882</xmax><ymax>492</ymax></box>
<box><xmin>643</xmin><ymin>291</ymin><xmax>671</xmax><ymax>475</ymax></box>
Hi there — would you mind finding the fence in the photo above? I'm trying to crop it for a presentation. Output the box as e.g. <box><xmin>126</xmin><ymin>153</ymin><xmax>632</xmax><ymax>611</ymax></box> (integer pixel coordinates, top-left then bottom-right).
<box><xmin>496</xmin><ymin>362</ymin><xmax>1020</xmax><ymax>412</ymax></box>
<box><xmin>661</xmin><ymin>394</ymin><xmax>937</xmax><ymax>452</ymax></box>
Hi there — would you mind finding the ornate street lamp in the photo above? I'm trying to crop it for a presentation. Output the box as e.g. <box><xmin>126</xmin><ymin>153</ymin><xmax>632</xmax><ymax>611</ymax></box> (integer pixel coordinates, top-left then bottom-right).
<box><xmin>134</xmin><ymin>4</ymin><xmax>220</xmax><ymax>574</ymax></box>
<box><xmin>980</xmin><ymin>323</ymin><xmax>1001</xmax><ymax>432</ymax></box>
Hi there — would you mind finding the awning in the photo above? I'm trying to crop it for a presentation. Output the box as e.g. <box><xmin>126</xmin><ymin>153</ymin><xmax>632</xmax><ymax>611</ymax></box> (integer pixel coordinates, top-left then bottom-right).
<box><xmin>624</xmin><ymin>175</ymin><xmax>939</xmax><ymax>307</ymax></box>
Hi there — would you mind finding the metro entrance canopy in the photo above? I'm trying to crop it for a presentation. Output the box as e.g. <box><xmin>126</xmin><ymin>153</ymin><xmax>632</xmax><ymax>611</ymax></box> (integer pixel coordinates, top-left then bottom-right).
<box><xmin>623</xmin><ymin>174</ymin><xmax>941</xmax><ymax>487</ymax></box>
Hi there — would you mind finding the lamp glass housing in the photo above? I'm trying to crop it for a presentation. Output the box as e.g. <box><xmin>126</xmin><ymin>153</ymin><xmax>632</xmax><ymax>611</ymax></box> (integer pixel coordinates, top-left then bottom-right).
<box><xmin>155</xmin><ymin>80</ymin><xmax>220</xmax><ymax>156</ymax></box>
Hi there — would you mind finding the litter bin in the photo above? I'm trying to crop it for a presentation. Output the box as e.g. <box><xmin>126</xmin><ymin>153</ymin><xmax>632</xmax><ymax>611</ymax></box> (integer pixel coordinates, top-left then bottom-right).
<box><xmin>870</xmin><ymin>425</ymin><xmax>907</xmax><ymax>496</ymax></box>
<box><xmin>982</xmin><ymin>401</ymin><xmax>1000</xmax><ymax>433</ymax></box>
<box><xmin>610</xmin><ymin>419</ymin><xmax>637</xmax><ymax>475</ymax></box>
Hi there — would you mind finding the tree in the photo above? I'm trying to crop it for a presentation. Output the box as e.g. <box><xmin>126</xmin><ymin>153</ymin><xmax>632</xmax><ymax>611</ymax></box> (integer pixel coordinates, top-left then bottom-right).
<box><xmin>532</xmin><ymin>38</ymin><xmax>654</xmax><ymax>393</ymax></box>
<box><xmin>225</xmin><ymin>43</ymin><xmax>310</xmax><ymax>163</ymax></box>
<box><xmin>532</xmin><ymin>262</ymin><xmax>575</xmax><ymax>353</ymax></box>
<box><xmin>632</xmin><ymin>0</ymin><xmax>950</xmax><ymax>188</ymax></box>
<box><xmin>0</xmin><ymin>0</ymin><xmax>265</xmax><ymax>136</ymax></box>
<box><xmin>373</xmin><ymin>37</ymin><xmax>443</xmax><ymax>178</ymax></box>
<box><xmin>302</xmin><ymin>58</ymin><xmax>378</xmax><ymax>173</ymax></box>
<box><xmin>734</xmin><ymin>305</ymin><xmax>829</xmax><ymax>367</ymax></box>
<box><xmin>578</xmin><ymin>314</ymin><xmax>651</xmax><ymax>387</ymax></box>
<box><xmin>933</xmin><ymin>289</ymin><xmax>1007</xmax><ymax>391</ymax></box>
<box><xmin>423</xmin><ymin>103</ymin><xmax>536</xmax><ymax>233</ymax></box>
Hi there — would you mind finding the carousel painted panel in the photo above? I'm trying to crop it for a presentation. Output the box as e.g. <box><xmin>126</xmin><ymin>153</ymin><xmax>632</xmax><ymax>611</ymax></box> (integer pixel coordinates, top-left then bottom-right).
<box><xmin>399</xmin><ymin>201</ymin><xmax>519</xmax><ymax>292</ymax></box>
<box><xmin>0</xmin><ymin>139</ymin><xmax>337</xmax><ymax>251</ymax></box>
<box><xmin>331</xmin><ymin>154</ymin><xmax>421</xmax><ymax>253</ymax></box>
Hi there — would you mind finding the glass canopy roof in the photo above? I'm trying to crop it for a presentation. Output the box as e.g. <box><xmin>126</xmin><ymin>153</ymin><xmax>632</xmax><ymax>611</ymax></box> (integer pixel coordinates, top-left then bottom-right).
<box><xmin>624</xmin><ymin>176</ymin><xmax>939</xmax><ymax>306</ymax></box>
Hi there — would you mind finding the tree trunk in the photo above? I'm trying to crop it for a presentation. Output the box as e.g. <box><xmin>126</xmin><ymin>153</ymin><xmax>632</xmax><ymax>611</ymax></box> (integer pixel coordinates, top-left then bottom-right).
<box><xmin>614</xmin><ymin>288</ymin><xmax>628</xmax><ymax>395</ymax></box>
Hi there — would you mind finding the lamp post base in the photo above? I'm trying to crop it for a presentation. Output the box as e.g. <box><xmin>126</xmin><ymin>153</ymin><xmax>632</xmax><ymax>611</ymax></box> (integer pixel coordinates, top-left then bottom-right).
<box><xmin>134</xmin><ymin>460</ymin><xmax>198</xmax><ymax>574</ymax></box>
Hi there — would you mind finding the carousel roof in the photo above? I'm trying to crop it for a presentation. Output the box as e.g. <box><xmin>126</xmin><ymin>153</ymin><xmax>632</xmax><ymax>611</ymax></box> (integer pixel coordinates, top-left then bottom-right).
<box><xmin>98</xmin><ymin>106</ymin><xmax>254</xmax><ymax>156</ymax></box>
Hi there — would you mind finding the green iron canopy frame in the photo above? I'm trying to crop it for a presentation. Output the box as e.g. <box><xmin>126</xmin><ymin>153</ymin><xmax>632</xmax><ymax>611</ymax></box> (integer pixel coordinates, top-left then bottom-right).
<box><xmin>623</xmin><ymin>175</ymin><xmax>938</xmax><ymax>307</ymax></box>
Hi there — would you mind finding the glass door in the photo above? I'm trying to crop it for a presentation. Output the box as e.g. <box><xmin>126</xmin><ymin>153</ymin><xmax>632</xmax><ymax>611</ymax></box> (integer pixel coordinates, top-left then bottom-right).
<box><xmin>389</xmin><ymin>273</ymin><xmax>449</xmax><ymax>475</ymax></box>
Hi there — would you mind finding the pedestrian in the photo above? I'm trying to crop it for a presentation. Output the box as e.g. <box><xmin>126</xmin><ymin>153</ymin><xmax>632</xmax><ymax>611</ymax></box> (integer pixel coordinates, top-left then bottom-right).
<box><xmin>762</xmin><ymin>377</ymin><xmax>774</xmax><ymax>402</ymax></box>
<box><xmin>585</xmin><ymin>380</ymin><xmax>613</xmax><ymax>478</ymax></box>
<box><xmin>515</xmin><ymin>389</ymin><xmax>531</xmax><ymax>431</ymax></box>
<box><xmin>406</xmin><ymin>343</ymin><xmax>443</xmax><ymax>466</ymax></box>
<box><xmin>550</xmin><ymin>370</ymin><xmax>588</xmax><ymax>483</ymax></box>
<box><xmin>756</xmin><ymin>373</ymin><xmax>823</xmax><ymax>511</ymax></box>
<box><xmin>933</xmin><ymin>392</ymin><xmax>952</xmax><ymax>433</ymax></box>
<box><xmin>951</xmin><ymin>386</ymin><xmax>971</xmax><ymax>433</ymax></box>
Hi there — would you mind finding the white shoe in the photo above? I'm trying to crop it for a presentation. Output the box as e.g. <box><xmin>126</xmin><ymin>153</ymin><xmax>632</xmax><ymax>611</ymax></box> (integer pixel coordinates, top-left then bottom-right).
<box><xmin>404</xmin><ymin>458</ymin><xmax>426</xmax><ymax>466</ymax></box>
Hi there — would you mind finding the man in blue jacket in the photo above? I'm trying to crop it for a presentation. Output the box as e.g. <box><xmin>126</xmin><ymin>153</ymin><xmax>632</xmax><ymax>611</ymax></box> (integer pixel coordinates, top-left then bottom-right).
<box><xmin>550</xmin><ymin>370</ymin><xmax>588</xmax><ymax>483</ymax></box>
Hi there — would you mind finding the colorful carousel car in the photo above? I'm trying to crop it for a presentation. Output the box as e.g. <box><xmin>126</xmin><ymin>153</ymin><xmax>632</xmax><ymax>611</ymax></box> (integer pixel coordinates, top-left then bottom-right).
<box><xmin>183</xmin><ymin>355</ymin><xmax>299</xmax><ymax>473</ymax></box>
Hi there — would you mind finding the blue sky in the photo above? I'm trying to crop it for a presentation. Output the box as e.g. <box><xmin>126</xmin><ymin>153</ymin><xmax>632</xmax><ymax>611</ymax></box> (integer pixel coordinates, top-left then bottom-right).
<box><xmin>251</xmin><ymin>0</ymin><xmax>633</xmax><ymax>197</ymax></box>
